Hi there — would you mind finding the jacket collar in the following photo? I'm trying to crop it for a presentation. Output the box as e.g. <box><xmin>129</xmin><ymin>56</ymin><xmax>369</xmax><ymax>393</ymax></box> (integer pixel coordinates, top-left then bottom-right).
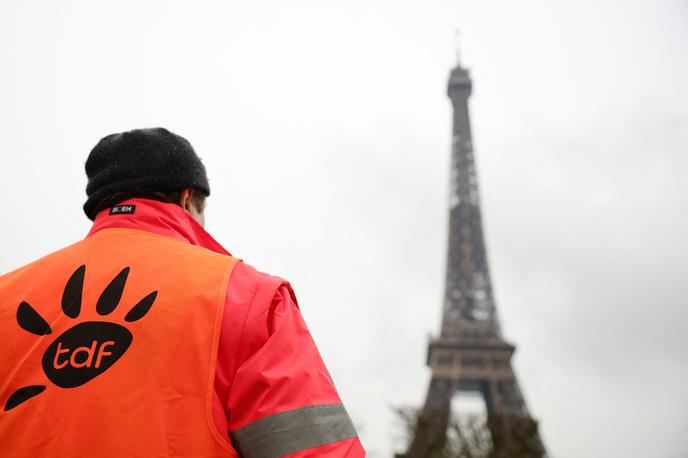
<box><xmin>87</xmin><ymin>198</ymin><xmax>231</xmax><ymax>256</ymax></box>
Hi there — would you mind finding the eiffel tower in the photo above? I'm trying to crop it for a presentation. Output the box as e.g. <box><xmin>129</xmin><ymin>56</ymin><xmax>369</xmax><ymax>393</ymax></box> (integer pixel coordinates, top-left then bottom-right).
<box><xmin>400</xmin><ymin>58</ymin><xmax>545</xmax><ymax>457</ymax></box>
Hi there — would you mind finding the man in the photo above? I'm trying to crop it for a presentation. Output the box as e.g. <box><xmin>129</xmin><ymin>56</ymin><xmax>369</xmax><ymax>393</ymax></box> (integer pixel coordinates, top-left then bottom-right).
<box><xmin>0</xmin><ymin>128</ymin><xmax>365</xmax><ymax>457</ymax></box>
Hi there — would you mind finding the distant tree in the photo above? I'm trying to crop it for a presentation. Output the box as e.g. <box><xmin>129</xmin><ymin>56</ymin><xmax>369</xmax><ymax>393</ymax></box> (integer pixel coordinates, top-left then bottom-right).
<box><xmin>395</xmin><ymin>407</ymin><xmax>543</xmax><ymax>458</ymax></box>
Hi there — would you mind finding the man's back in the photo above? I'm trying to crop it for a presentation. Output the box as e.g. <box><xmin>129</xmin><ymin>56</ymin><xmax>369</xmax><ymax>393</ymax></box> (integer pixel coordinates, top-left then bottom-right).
<box><xmin>0</xmin><ymin>226</ymin><xmax>240</xmax><ymax>457</ymax></box>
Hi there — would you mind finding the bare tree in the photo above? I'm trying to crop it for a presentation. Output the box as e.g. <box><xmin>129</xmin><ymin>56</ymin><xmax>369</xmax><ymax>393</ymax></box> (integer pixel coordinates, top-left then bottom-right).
<box><xmin>395</xmin><ymin>407</ymin><xmax>543</xmax><ymax>458</ymax></box>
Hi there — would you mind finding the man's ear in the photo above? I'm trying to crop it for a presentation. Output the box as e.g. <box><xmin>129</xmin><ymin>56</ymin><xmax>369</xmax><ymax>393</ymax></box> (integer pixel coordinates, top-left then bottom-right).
<box><xmin>179</xmin><ymin>188</ymin><xmax>205</xmax><ymax>227</ymax></box>
<box><xmin>179</xmin><ymin>188</ymin><xmax>194</xmax><ymax>212</ymax></box>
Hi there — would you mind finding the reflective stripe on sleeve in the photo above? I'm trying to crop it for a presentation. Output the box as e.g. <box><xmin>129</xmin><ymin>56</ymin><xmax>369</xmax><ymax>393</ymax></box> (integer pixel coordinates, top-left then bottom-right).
<box><xmin>230</xmin><ymin>403</ymin><xmax>358</xmax><ymax>458</ymax></box>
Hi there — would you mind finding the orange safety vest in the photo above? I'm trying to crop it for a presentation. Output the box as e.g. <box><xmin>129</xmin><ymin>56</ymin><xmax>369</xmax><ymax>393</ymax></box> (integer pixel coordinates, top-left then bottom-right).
<box><xmin>0</xmin><ymin>227</ymin><xmax>239</xmax><ymax>457</ymax></box>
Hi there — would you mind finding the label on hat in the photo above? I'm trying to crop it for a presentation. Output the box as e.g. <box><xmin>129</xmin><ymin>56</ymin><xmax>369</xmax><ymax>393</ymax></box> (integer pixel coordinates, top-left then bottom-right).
<box><xmin>109</xmin><ymin>205</ymin><xmax>136</xmax><ymax>215</ymax></box>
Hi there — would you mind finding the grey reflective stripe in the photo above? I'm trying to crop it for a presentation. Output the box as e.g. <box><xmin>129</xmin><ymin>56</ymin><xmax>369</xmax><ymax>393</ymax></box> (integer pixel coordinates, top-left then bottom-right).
<box><xmin>230</xmin><ymin>403</ymin><xmax>358</xmax><ymax>458</ymax></box>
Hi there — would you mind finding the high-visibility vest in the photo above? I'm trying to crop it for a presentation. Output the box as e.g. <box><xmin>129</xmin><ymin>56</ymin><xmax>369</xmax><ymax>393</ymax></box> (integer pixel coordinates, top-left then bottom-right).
<box><xmin>0</xmin><ymin>227</ymin><xmax>239</xmax><ymax>457</ymax></box>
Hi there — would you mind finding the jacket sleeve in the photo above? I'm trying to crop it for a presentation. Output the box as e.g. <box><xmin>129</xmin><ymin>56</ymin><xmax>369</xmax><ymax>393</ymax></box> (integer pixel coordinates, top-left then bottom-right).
<box><xmin>226</xmin><ymin>275</ymin><xmax>365</xmax><ymax>457</ymax></box>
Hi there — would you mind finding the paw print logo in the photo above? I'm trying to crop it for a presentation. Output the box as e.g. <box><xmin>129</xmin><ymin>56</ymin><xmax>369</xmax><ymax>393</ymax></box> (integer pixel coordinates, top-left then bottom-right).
<box><xmin>4</xmin><ymin>265</ymin><xmax>157</xmax><ymax>411</ymax></box>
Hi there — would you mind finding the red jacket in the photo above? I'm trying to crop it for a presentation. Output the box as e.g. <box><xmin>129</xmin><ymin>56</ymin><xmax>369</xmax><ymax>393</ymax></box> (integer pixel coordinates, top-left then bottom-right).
<box><xmin>51</xmin><ymin>198</ymin><xmax>365</xmax><ymax>457</ymax></box>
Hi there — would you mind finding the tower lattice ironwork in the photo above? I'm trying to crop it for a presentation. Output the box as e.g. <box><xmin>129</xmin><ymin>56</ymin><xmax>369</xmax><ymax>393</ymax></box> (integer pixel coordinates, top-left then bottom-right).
<box><xmin>400</xmin><ymin>59</ymin><xmax>545</xmax><ymax>457</ymax></box>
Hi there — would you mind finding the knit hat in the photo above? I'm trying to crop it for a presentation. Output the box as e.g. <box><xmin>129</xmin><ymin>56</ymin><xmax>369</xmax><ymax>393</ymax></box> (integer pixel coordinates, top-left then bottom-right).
<box><xmin>83</xmin><ymin>127</ymin><xmax>210</xmax><ymax>220</ymax></box>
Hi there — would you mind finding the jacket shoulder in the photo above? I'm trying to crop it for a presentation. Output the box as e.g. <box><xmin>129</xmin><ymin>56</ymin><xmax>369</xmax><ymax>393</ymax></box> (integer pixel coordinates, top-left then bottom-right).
<box><xmin>227</xmin><ymin>259</ymin><xmax>290</xmax><ymax>299</ymax></box>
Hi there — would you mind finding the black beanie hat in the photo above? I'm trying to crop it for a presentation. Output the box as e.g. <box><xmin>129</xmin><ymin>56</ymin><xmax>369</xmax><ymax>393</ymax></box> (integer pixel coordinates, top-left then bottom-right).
<box><xmin>83</xmin><ymin>127</ymin><xmax>210</xmax><ymax>220</ymax></box>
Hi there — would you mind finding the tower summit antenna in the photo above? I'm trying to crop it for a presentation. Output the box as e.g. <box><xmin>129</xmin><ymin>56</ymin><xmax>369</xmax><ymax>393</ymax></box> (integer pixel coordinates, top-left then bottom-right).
<box><xmin>454</xmin><ymin>29</ymin><xmax>461</xmax><ymax>64</ymax></box>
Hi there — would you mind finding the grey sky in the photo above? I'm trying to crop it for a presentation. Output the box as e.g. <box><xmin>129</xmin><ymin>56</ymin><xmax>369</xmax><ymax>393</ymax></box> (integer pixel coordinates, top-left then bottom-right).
<box><xmin>1</xmin><ymin>1</ymin><xmax>687</xmax><ymax>456</ymax></box>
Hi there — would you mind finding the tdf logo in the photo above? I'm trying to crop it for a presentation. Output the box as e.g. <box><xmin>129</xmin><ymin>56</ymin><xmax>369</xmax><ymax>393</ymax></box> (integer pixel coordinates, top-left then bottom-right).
<box><xmin>52</xmin><ymin>339</ymin><xmax>116</xmax><ymax>371</ymax></box>
<box><xmin>42</xmin><ymin>321</ymin><xmax>133</xmax><ymax>388</ymax></box>
<box><xmin>4</xmin><ymin>265</ymin><xmax>157</xmax><ymax>410</ymax></box>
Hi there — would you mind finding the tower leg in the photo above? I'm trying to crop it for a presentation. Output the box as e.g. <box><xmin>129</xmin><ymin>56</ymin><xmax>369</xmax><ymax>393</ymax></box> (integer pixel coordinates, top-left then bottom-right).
<box><xmin>403</xmin><ymin>377</ymin><xmax>455</xmax><ymax>458</ymax></box>
<box><xmin>485</xmin><ymin>378</ymin><xmax>545</xmax><ymax>458</ymax></box>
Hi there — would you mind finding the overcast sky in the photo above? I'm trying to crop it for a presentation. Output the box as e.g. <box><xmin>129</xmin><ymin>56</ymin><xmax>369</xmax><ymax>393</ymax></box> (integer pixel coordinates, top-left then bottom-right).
<box><xmin>1</xmin><ymin>1</ymin><xmax>687</xmax><ymax>457</ymax></box>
